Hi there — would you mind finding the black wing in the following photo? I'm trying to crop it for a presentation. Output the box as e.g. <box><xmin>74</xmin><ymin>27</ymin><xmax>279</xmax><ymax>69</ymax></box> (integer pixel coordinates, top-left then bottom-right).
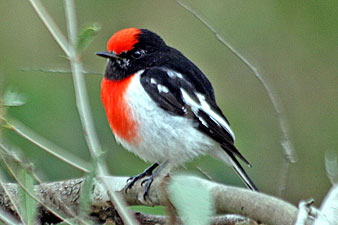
<box><xmin>140</xmin><ymin>67</ymin><xmax>258</xmax><ymax>191</ymax></box>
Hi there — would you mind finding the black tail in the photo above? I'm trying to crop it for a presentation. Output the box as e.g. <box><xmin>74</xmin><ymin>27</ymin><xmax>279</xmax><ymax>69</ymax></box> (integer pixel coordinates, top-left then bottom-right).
<box><xmin>224</xmin><ymin>148</ymin><xmax>259</xmax><ymax>191</ymax></box>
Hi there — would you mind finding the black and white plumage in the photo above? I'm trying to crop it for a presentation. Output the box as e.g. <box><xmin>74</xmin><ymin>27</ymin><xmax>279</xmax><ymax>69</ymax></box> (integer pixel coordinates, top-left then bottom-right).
<box><xmin>139</xmin><ymin>67</ymin><xmax>257</xmax><ymax>191</ymax></box>
<box><xmin>97</xmin><ymin>28</ymin><xmax>258</xmax><ymax>194</ymax></box>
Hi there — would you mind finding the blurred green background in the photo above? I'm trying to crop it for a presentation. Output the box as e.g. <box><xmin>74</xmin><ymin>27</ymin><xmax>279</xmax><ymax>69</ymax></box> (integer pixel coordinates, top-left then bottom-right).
<box><xmin>0</xmin><ymin>0</ymin><xmax>337</xmax><ymax>209</ymax></box>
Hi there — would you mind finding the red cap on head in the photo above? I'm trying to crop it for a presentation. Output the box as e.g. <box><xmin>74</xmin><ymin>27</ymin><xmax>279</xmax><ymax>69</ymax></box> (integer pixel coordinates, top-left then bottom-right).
<box><xmin>107</xmin><ymin>28</ymin><xmax>141</xmax><ymax>55</ymax></box>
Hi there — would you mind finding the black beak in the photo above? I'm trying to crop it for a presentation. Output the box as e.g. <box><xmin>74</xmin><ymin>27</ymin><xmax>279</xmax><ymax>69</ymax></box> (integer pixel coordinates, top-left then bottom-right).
<box><xmin>96</xmin><ymin>51</ymin><xmax>119</xmax><ymax>59</ymax></box>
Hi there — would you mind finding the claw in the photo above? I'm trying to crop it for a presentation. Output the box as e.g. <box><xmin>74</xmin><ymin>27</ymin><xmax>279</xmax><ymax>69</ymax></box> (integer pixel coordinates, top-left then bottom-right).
<box><xmin>125</xmin><ymin>175</ymin><xmax>141</xmax><ymax>194</ymax></box>
<box><xmin>124</xmin><ymin>163</ymin><xmax>159</xmax><ymax>193</ymax></box>
<box><xmin>142</xmin><ymin>176</ymin><xmax>154</xmax><ymax>200</ymax></box>
<box><xmin>124</xmin><ymin>161</ymin><xmax>169</xmax><ymax>200</ymax></box>
<box><xmin>141</xmin><ymin>178</ymin><xmax>148</xmax><ymax>186</ymax></box>
<box><xmin>142</xmin><ymin>161</ymin><xmax>169</xmax><ymax>200</ymax></box>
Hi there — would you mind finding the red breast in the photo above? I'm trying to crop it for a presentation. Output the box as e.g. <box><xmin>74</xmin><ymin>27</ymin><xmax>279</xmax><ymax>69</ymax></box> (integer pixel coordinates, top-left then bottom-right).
<box><xmin>101</xmin><ymin>75</ymin><xmax>139</xmax><ymax>144</ymax></box>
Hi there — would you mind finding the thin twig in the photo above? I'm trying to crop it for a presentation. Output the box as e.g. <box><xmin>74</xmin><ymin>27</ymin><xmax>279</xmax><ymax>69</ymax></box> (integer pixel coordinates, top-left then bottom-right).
<box><xmin>19</xmin><ymin>67</ymin><xmax>101</xmax><ymax>75</ymax></box>
<box><xmin>63</xmin><ymin>1</ymin><xmax>138</xmax><ymax>225</ymax></box>
<box><xmin>63</xmin><ymin>0</ymin><xmax>106</xmax><ymax>175</ymax></box>
<box><xmin>28</xmin><ymin>0</ymin><xmax>70</xmax><ymax>56</ymax></box>
<box><xmin>175</xmin><ymin>0</ymin><xmax>297</xmax><ymax>196</ymax></box>
<box><xmin>325</xmin><ymin>150</ymin><xmax>338</xmax><ymax>185</ymax></box>
<box><xmin>97</xmin><ymin>176</ymin><xmax>140</xmax><ymax>225</ymax></box>
<box><xmin>196</xmin><ymin>166</ymin><xmax>215</xmax><ymax>182</ymax></box>
<box><xmin>0</xmin><ymin>207</ymin><xmax>21</xmax><ymax>225</ymax></box>
<box><xmin>26</xmin><ymin>0</ymin><xmax>136</xmax><ymax>224</ymax></box>
<box><xmin>175</xmin><ymin>0</ymin><xmax>297</xmax><ymax>162</ymax></box>
<box><xmin>0</xmin><ymin>142</ymin><xmax>41</xmax><ymax>184</ymax></box>
<box><xmin>278</xmin><ymin>159</ymin><xmax>290</xmax><ymax>197</ymax></box>
<box><xmin>0</xmin><ymin>170</ymin><xmax>26</xmax><ymax>224</ymax></box>
<box><xmin>0</xmin><ymin>145</ymin><xmax>74</xmax><ymax>225</ymax></box>
<box><xmin>0</xmin><ymin>142</ymin><xmax>78</xmax><ymax>223</ymax></box>
<box><xmin>0</xmin><ymin>145</ymin><xmax>93</xmax><ymax>225</ymax></box>
<box><xmin>4</xmin><ymin>118</ymin><xmax>89</xmax><ymax>173</ymax></box>
<box><xmin>45</xmin><ymin>188</ymin><xmax>85</xmax><ymax>222</ymax></box>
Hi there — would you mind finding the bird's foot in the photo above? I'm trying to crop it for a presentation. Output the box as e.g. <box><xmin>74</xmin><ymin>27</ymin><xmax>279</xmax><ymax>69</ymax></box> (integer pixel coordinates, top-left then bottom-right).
<box><xmin>141</xmin><ymin>161</ymin><xmax>169</xmax><ymax>200</ymax></box>
<box><xmin>141</xmin><ymin>170</ymin><xmax>171</xmax><ymax>201</ymax></box>
<box><xmin>141</xmin><ymin>176</ymin><xmax>155</xmax><ymax>200</ymax></box>
<box><xmin>125</xmin><ymin>163</ymin><xmax>159</xmax><ymax>193</ymax></box>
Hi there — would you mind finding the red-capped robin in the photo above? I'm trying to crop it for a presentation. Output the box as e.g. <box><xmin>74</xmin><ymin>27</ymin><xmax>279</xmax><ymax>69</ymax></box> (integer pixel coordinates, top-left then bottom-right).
<box><xmin>96</xmin><ymin>28</ymin><xmax>258</xmax><ymax>198</ymax></box>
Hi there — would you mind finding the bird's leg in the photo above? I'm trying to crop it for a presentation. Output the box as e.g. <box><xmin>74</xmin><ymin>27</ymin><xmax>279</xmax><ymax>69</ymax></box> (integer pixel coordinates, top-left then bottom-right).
<box><xmin>125</xmin><ymin>162</ymin><xmax>159</xmax><ymax>193</ymax></box>
<box><xmin>141</xmin><ymin>160</ymin><xmax>169</xmax><ymax>200</ymax></box>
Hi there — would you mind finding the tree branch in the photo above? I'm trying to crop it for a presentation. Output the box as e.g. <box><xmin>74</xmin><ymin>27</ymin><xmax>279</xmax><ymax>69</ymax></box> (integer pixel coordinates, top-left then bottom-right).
<box><xmin>0</xmin><ymin>175</ymin><xmax>299</xmax><ymax>225</ymax></box>
<box><xmin>134</xmin><ymin>213</ymin><xmax>259</xmax><ymax>225</ymax></box>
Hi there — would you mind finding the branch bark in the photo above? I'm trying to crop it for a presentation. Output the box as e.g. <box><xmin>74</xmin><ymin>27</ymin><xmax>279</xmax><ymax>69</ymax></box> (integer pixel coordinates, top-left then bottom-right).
<box><xmin>0</xmin><ymin>175</ymin><xmax>300</xmax><ymax>225</ymax></box>
<box><xmin>134</xmin><ymin>213</ymin><xmax>258</xmax><ymax>225</ymax></box>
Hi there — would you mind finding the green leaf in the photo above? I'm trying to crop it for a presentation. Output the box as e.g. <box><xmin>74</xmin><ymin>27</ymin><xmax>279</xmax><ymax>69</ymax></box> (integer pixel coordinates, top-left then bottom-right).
<box><xmin>2</xmin><ymin>88</ymin><xmax>26</xmax><ymax>107</ymax></box>
<box><xmin>18</xmin><ymin>169</ymin><xmax>37</xmax><ymax>225</ymax></box>
<box><xmin>76</xmin><ymin>24</ymin><xmax>101</xmax><ymax>53</ymax></box>
<box><xmin>168</xmin><ymin>175</ymin><xmax>214</xmax><ymax>225</ymax></box>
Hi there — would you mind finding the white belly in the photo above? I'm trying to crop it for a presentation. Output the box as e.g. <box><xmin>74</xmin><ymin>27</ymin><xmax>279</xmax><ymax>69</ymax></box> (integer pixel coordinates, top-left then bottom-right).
<box><xmin>115</xmin><ymin>71</ymin><xmax>217</xmax><ymax>166</ymax></box>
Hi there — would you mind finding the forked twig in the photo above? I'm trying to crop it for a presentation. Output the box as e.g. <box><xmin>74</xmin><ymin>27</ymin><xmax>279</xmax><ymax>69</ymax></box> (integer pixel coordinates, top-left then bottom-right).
<box><xmin>27</xmin><ymin>0</ymin><xmax>138</xmax><ymax>224</ymax></box>
<box><xmin>0</xmin><ymin>142</ymin><xmax>90</xmax><ymax>224</ymax></box>
<box><xmin>0</xmin><ymin>143</ymin><xmax>75</xmax><ymax>225</ymax></box>
<box><xmin>175</xmin><ymin>0</ymin><xmax>297</xmax><ymax>196</ymax></box>
<box><xmin>28</xmin><ymin>0</ymin><xmax>70</xmax><ymax>56</ymax></box>
<box><xmin>63</xmin><ymin>1</ymin><xmax>138</xmax><ymax>224</ymax></box>
<box><xmin>63</xmin><ymin>0</ymin><xmax>106</xmax><ymax>175</ymax></box>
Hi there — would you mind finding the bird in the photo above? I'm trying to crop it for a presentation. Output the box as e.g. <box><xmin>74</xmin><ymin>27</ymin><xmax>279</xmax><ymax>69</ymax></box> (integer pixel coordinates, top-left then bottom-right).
<box><xmin>96</xmin><ymin>28</ymin><xmax>258</xmax><ymax>198</ymax></box>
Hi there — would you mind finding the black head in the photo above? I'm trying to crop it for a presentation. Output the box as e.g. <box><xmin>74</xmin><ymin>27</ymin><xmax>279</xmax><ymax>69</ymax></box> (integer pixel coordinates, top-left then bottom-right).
<box><xmin>96</xmin><ymin>28</ymin><xmax>169</xmax><ymax>80</ymax></box>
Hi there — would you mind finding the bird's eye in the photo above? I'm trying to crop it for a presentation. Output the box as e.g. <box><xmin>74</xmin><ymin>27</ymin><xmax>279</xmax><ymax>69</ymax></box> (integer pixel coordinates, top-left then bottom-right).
<box><xmin>131</xmin><ymin>50</ymin><xmax>143</xmax><ymax>59</ymax></box>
